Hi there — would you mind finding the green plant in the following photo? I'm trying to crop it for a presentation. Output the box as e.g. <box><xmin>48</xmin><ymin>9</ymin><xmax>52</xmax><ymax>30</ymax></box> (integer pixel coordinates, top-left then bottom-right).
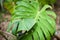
<box><xmin>2</xmin><ymin>0</ymin><xmax>56</xmax><ymax>40</ymax></box>
<box><xmin>38</xmin><ymin>0</ymin><xmax>56</xmax><ymax>6</ymax></box>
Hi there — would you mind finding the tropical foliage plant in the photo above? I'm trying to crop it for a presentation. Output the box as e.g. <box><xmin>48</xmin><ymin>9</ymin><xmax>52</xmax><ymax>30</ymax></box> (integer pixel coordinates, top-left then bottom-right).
<box><xmin>38</xmin><ymin>0</ymin><xmax>56</xmax><ymax>6</ymax></box>
<box><xmin>0</xmin><ymin>0</ymin><xmax>56</xmax><ymax>40</ymax></box>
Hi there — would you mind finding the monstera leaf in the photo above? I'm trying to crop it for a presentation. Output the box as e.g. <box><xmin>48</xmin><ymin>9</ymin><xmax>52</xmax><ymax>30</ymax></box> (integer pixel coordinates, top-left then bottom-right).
<box><xmin>7</xmin><ymin>1</ymin><xmax>39</xmax><ymax>34</ymax></box>
<box><xmin>5</xmin><ymin>0</ymin><xmax>56</xmax><ymax>40</ymax></box>
<box><xmin>18</xmin><ymin>5</ymin><xmax>56</xmax><ymax>40</ymax></box>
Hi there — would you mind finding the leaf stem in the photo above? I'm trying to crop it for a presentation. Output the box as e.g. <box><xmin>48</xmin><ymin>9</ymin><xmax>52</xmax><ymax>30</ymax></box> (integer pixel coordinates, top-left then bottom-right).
<box><xmin>35</xmin><ymin>11</ymin><xmax>40</xmax><ymax>20</ymax></box>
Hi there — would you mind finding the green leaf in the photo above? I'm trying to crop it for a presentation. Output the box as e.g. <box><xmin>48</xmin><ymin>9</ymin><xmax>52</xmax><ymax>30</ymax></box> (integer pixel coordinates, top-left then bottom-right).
<box><xmin>7</xmin><ymin>0</ymin><xmax>39</xmax><ymax>33</ymax></box>
<box><xmin>18</xmin><ymin>4</ymin><xmax>56</xmax><ymax>40</ymax></box>
<box><xmin>12</xmin><ymin>1</ymin><xmax>39</xmax><ymax>18</ymax></box>
<box><xmin>34</xmin><ymin>25</ymin><xmax>45</xmax><ymax>40</ymax></box>
<box><xmin>7</xmin><ymin>19</ymin><xmax>20</xmax><ymax>32</ymax></box>
<box><xmin>32</xmin><ymin>31</ymin><xmax>40</xmax><ymax>40</ymax></box>
<box><xmin>40</xmin><ymin>11</ymin><xmax>56</xmax><ymax>29</ymax></box>
<box><xmin>12</xmin><ymin>21</ymin><xmax>19</xmax><ymax>36</ymax></box>
<box><xmin>18</xmin><ymin>19</ymin><xmax>36</xmax><ymax>31</ymax></box>
<box><xmin>38</xmin><ymin>0</ymin><xmax>56</xmax><ymax>6</ymax></box>
<box><xmin>7</xmin><ymin>22</ymin><xmax>13</xmax><ymax>32</ymax></box>
<box><xmin>38</xmin><ymin>23</ymin><xmax>51</xmax><ymax>40</ymax></box>
<box><xmin>46</xmin><ymin>10</ymin><xmax>56</xmax><ymax>19</ymax></box>
<box><xmin>6</xmin><ymin>0</ymin><xmax>56</xmax><ymax>40</ymax></box>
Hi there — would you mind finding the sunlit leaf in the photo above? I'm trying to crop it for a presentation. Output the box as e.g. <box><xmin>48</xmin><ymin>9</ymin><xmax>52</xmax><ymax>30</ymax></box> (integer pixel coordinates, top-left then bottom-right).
<box><xmin>5</xmin><ymin>0</ymin><xmax>56</xmax><ymax>40</ymax></box>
